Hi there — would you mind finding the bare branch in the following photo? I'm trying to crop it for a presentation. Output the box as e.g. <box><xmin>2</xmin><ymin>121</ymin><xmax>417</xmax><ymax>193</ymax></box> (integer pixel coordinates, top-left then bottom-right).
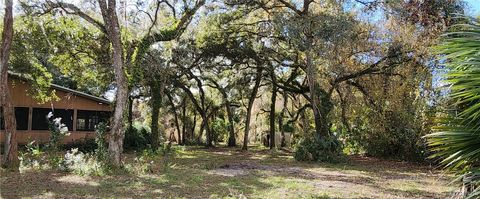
<box><xmin>277</xmin><ymin>0</ymin><xmax>303</xmax><ymax>15</ymax></box>
<box><xmin>45</xmin><ymin>1</ymin><xmax>107</xmax><ymax>34</ymax></box>
<box><xmin>135</xmin><ymin>0</ymin><xmax>206</xmax><ymax>65</ymax></box>
<box><xmin>146</xmin><ymin>0</ymin><xmax>162</xmax><ymax>36</ymax></box>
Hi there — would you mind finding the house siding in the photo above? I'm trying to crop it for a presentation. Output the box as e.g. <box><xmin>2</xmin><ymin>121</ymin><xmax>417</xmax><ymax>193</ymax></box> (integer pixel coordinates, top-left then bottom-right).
<box><xmin>0</xmin><ymin>77</ymin><xmax>112</xmax><ymax>144</ymax></box>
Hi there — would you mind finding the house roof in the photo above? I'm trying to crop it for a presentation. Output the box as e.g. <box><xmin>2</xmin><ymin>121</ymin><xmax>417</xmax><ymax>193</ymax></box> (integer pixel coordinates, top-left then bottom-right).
<box><xmin>8</xmin><ymin>71</ymin><xmax>112</xmax><ymax>105</ymax></box>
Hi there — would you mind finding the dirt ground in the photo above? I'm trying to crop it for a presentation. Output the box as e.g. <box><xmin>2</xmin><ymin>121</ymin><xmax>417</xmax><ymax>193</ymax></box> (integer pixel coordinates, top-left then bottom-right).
<box><xmin>0</xmin><ymin>146</ymin><xmax>456</xmax><ymax>198</ymax></box>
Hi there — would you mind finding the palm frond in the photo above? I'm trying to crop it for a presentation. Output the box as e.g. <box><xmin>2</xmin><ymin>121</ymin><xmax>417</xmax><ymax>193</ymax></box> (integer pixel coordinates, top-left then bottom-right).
<box><xmin>426</xmin><ymin>16</ymin><xmax>480</xmax><ymax>198</ymax></box>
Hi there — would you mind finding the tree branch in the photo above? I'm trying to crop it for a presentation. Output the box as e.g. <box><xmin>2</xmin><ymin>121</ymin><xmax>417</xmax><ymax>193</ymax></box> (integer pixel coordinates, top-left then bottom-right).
<box><xmin>277</xmin><ymin>0</ymin><xmax>303</xmax><ymax>15</ymax></box>
<box><xmin>45</xmin><ymin>1</ymin><xmax>107</xmax><ymax>34</ymax></box>
<box><xmin>134</xmin><ymin>0</ymin><xmax>205</xmax><ymax>66</ymax></box>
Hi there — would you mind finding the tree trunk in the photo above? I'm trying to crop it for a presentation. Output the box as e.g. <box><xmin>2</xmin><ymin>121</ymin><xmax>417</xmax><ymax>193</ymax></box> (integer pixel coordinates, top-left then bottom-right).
<box><xmin>199</xmin><ymin>96</ymin><xmax>211</xmax><ymax>147</ymax></box>
<box><xmin>99</xmin><ymin>0</ymin><xmax>129</xmax><ymax>166</ymax></box>
<box><xmin>301</xmin><ymin>107</ymin><xmax>309</xmax><ymax>135</ymax></box>
<box><xmin>211</xmin><ymin>81</ymin><xmax>236</xmax><ymax>147</ymax></box>
<box><xmin>0</xmin><ymin>0</ymin><xmax>17</xmax><ymax>169</ymax></box>
<box><xmin>269</xmin><ymin>73</ymin><xmax>277</xmax><ymax>149</ymax></box>
<box><xmin>204</xmin><ymin>114</ymin><xmax>212</xmax><ymax>147</ymax></box>
<box><xmin>174</xmin><ymin>112</ymin><xmax>181</xmax><ymax>145</ymax></box>
<box><xmin>166</xmin><ymin>92</ymin><xmax>182</xmax><ymax>145</ymax></box>
<box><xmin>197</xmin><ymin>114</ymin><xmax>212</xmax><ymax>146</ymax></box>
<box><xmin>243</xmin><ymin>68</ymin><xmax>263</xmax><ymax>150</ymax></box>
<box><xmin>279</xmin><ymin>91</ymin><xmax>287</xmax><ymax>147</ymax></box>
<box><xmin>336</xmin><ymin>88</ymin><xmax>351</xmax><ymax>132</ymax></box>
<box><xmin>191</xmin><ymin>112</ymin><xmax>196</xmax><ymax>142</ymax></box>
<box><xmin>150</xmin><ymin>81</ymin><xmax>164</xmax><ymax>149</ymax></box>
<box><xmin>304</xmin><ymin>38</ymin><xmax>329</xmax><ymax>138</ymax></box>
<box><xmin>127</xmin><ymin>96</ymin><xmax>133</xmax><ymax>129</ymax></box>
<box><xmin>198</xmin><ymin>116</ymin><xmax>205</xmax><ymax>144</ymax></box>
<box><xmin>226</xmin><ymin>100</ymin><xmax>236</xmax><ymax>147</ymax></box>
<box><xmin>177</xmin><ymin>82</ymin><xmax>211</xmax><ymax>147</ymax></box>
<box><xmin>181</xmin><ymin>99</ymin><xmax>186</xmax><ymax>145</ymax></box>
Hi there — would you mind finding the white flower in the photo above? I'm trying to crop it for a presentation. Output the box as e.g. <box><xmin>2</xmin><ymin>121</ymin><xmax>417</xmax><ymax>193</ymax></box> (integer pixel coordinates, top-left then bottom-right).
<box><xmin>47</xmin><ymin>112</ymin><xmax>54</xmax><ymax>119</ymax></box>
<box><xmin>60</xmin><ymin>126</ymin><xmax>70</xmax><ymax>136</ymax></box>
<box><xmin>53</xmin><ymin>117</ymin><xmax>62</xmax><ymax>125</ymax></box>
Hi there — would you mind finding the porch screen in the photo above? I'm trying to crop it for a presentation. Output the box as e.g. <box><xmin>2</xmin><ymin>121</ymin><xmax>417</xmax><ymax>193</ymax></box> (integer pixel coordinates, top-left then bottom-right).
<box><xmin>76</xmin><ymin>110</ymin><xmax>110</xmax><ymax>131</ymax></box>
<box><xmin>0</xmin><ymin>107</ymin><xmax>29</xmax><ymax>130</ymax></box>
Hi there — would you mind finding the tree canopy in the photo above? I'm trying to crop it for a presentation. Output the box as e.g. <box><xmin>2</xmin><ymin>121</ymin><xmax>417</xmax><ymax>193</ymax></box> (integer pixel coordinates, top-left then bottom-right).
<box><xmin>1</xmin><ymin>0</ymin><xmax>479</xmax><ymax>197</ymax></box>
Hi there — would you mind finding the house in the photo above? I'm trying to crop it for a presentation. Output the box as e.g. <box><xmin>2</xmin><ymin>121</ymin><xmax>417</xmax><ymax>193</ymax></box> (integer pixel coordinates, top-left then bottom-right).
<box><xmin>0</xmin><ymin>73</ymin><xmax>112</xmax><ymax>144</ymax></box>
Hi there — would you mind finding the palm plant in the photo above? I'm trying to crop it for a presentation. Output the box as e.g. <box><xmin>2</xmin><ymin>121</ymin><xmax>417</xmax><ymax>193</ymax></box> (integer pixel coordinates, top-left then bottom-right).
<box><xmin>425</xmin><ymin>17</ymin><xmax>480</xmax><ymax>198</ymax></box>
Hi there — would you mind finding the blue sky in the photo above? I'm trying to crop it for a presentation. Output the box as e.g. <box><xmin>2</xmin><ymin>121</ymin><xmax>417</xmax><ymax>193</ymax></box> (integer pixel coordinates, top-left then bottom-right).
<box><xmin>465</xmin><ymin>0</ymin><xmax>480</xmax><ymax>16</ymax></box>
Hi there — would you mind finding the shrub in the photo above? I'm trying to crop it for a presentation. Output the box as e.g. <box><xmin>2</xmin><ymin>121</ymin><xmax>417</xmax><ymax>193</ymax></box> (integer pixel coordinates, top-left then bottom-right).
<box><xmin>18</xmin><ymin>141</ymin><xmax>66</xmax><ymax>171</ymax></box>
<box><xmin>344</xmin><ymin>111</ymin><xmax>428</xmax><ymax>161</ymax></box>
<box><xmin>18</xmin><ymin>124</ymin><xmax>110</xmax><ymax>174</ymax></box>
<box><xmin>61</xmin><ymin>148</ymin><xmax>105</xmax><ymax>176</ymax></box>
<box><xmin>131</xmin><ymin>144</ymin><xmax>179</xmax><ymax>174</ymax></box>
<box><xmin>94</xmin><ymin>123</ymin><xmax>109</xmax><ymax>163</ymax></box>
<box><xmin>357</xmin><ymin>127</ymin><xmax>426</xmax><ymax>161</ymax></box>
<box><xmin>211</xmin><ymin>118</ymin><xmax>229</xmax><ymax>144</ymax></box>
<box><xmin>124</xmin><ymin>123</ymin><xmax>151</xmax><ymax>151</ymax></box>
<box><xmin>293</xmin><ymin>134</ymin><xmax>344</xmax><ymax>162</ymax></box>
<box><xmin>59</xmin><ymin>123</ymin><xmax>111</xmax><ymax>175</ymax></box>
<box><xmin>182</xmin><ymin>138</ymin><xmax>202</xmax><ymax>146</ymax></box>
<box><xmin>62</xmin><ymin>138</ymin><xmax>97</xmax><ymax>153</ymax></box>
<box><xmin>19</xmin><ymin>141</ymin><xmax>49</xmax><ymax>171</ymax></box>
<box><xmin>46</xmin><ymin>112</ymin><xmax>70</xmax><ymax>151</ymax></box>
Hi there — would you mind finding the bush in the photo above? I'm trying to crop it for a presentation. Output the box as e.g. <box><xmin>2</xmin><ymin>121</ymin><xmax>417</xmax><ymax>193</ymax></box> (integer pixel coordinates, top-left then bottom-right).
<box><xmin>293</xmin><ymin>134</ymin><xmax>344</xmax><ymax>163</ymax></box>
<box><xmin>211</xmin><ymin>118</ymin><xmax>229</xmax><ymax>144</ymax></box>
<box><xmin>62</xmin><ymin>138</ymin><xmax>97</xmax><ymax>153</ymax></box>
<box><xmin>130</xmin><ymin>144</ymin><xmax>179</xmax><ymax>174</ymax></box>
<box><xmin>46</xmin><ymin>113</ymin><xmax>70</xmax><ymax>151</ymax></box>
<box><xmin>94</xmin><ymin>123</ymin><xmax>109</xmax><ymax>163</ymax></box>
<box><xmin>124</xmin><ymin>123</ymin><xmax>151</xmax><ymax>151</ymax></box>
<box><xmin>182</xmin><ymin>138</ymin><xmax>203</xmax><ymax>146</ymax></box>
<box><xmin>60</xmin><ymin>148</ymin><xmax>106</xmax><ymax>175</ymax></box>
<box><xmin>18</xmin><ymin>124</ymin><xmax>110</xmax><ymax>174</ymax></box>
<box><xmin>19</xmin><ymin>141</ymin><xmax>65</xmax><ymax>171</ymax></box>
<box><xmin>19</xmin><ymin>141</ymin><xmax>49</xmax><ymax>171</ymax></box>
<box><xmin>357</xmin><ymin>127</ymin><xmax>426</xmax><ymax>161</ymax></box>
<box><xmin>59</xmin><ymin>123</ymin><xmax>111</xmax><ymax>175</ymax></box>
<box><xmin>344</xmin><ymin>111</ymin><xmax>428</xmax><ymax>161</ymax></box>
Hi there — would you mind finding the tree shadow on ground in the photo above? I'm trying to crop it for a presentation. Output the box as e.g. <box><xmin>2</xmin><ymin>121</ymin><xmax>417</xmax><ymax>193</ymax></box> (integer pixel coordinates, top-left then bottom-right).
<box><xmin>0</xmin><ymin>167</ymin><xmax>272</xmax><ymax>198</ymax></box>
<box><xmin>0</xmin><ymin>146</ymin><xmax>453</xmax><ymax>198</ymax></box>
<box><xmin>182</xmin><ymin>146</ymin><xmax>453</xmax><ymax>198</ymax></box>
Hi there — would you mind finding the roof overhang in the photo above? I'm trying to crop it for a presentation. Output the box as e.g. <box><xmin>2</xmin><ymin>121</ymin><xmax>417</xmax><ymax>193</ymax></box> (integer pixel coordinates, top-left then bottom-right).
<box><xmin>8</xmin><ymin>71</ymin><xmax>112</xmax><ymax>105</ymax></box>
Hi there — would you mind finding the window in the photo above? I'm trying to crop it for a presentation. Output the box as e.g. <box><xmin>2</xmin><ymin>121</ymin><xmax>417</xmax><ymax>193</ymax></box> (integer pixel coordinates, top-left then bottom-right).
<box><xmin>32</xmin><ymin>108</ymin><xmax>74</xmax><ymax>131</ymax></box>
<box><xmin>15</xmin><ymin>107</ymin><xmax>29</xmax><ymax>130</ymax></box>
<box><xmin>32</xmin><ymin>108</ymin><xmax>51</xmax><ymax>130</ymax></box>
<box><xmin>53</xmin><ymin>109</ymin><xmax>73</xmax><ymax>131</ymax></box>
<box><xmin>0</xmin><ymin>107</ymin><xmax>28</xmax><ymax>130</ymax></box>
<box><xmin>88</xmin><ymin>115</ymin><xmax>99</xmax><ymax>130</ymax></box>
<box><xmin>76</xmin><ymin>110</ymin><xmax>110</xmax><ymax>131</ymax></box>
<box><xmin>77</xmin><ymin>118</ymin><xmax>86</xmax><ymax>131</ymax></box>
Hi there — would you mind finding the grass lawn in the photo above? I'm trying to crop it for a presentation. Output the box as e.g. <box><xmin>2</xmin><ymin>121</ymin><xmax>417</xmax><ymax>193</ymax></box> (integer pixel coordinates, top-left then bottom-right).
<box><xmin>0</xmin><ymin>146</ymin><xmax>455</xmax><ymax>198</ymax></box>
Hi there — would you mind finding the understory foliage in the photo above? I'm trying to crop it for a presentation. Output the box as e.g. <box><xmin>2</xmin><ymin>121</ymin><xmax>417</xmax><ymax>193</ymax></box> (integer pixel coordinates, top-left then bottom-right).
<box><xmin>93</xmin><ymin>123</ymin><xmax>109</xmax><ymax>164</ymax></box>
<box><xmin>211</xmin><ymin>117</ymin><xmax>229</xmax><ymax>144</ymax></box>
<box><xmin>344</xmin><ymin>108</ymin><xmax>430</xmax><ymax>161</ymax></box>
<box><xmin>294</xmin><ymin>134</ymin><xmax>344</xmax><ymax>163</ymax></box>
<box><xmin>124</xmin><ymin>123</ymin><xmax>152</xmax><ymax>151</ymax></box>
<box><xmin>46</xmin><ymin>113</ymin><xmax>70</xmax><ymax>151</ymax></box>
<box><xmin>18</xmin><ymin>141</ymin><xmax>48</xmax><ymax>171</ymax></box>
<box><xmin>3</xmin><ymin>0</ymin><xmax>472</xmax><ymax>173</ymax></box>
<box><xmin>19</xmin><ymin>123</ymin><xmax>111</xmax><ymax>175</ymax></box>
<box><xmin>425</xmin><ymin>17</ymin><xmax>480</xmax><ymax>198</ymax></box>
